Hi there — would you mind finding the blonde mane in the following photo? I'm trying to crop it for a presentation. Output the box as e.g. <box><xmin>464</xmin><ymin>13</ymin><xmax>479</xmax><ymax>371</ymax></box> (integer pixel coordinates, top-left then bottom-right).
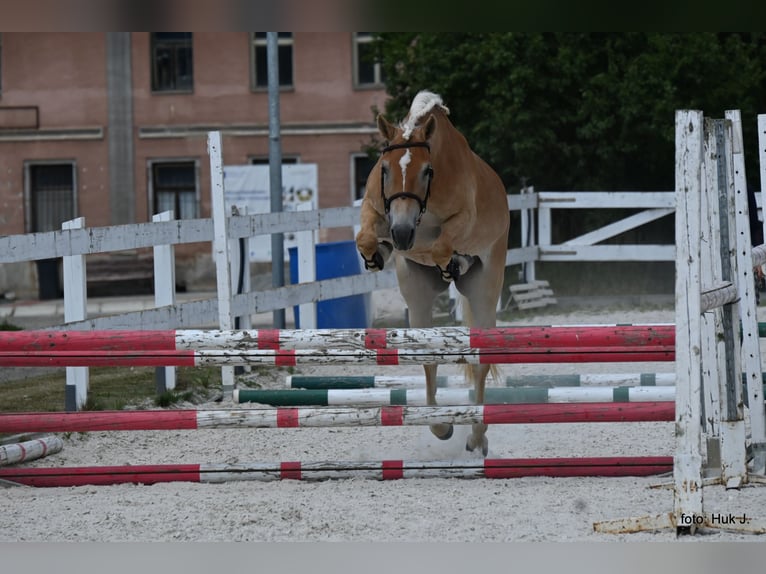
<box><xmin>401</xmin><ymin>90</ymin><xmax>450</xmax><ymax>140</ymax></box>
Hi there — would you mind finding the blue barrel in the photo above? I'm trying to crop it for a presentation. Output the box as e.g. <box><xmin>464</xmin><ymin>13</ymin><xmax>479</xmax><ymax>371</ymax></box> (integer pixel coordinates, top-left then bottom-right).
<box><xmin>288</xmin><ymin>240</ymin><xmax>369</xmax><ymax>328</ymax></box>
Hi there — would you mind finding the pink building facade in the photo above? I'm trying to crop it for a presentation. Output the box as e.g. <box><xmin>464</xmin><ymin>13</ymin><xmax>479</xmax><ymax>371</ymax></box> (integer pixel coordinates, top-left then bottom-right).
<box><xmin>0</xmin><ymin>32</ymin><xmax>387</xmax><ymax>297</ymax></box>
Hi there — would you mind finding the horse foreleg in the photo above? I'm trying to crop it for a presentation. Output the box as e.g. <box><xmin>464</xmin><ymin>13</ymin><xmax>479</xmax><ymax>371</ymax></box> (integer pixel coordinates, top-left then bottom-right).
<box><xmin>356</xmin><ymin>200</ymin><xmax>392</xmax><ymax>271</ymax></box>
<box><xmin>465</xmin><ymin>364</ymin><xmax>490</xmax><ymax>456</ymax></box>
<box><xmin>425</xmin><ymin>363</ymin><xmax>453</xmax><ymax>440</ymax></box>
<box><xmin>396</xmin><ymin>257</ymin><xmax>453</xmax><ymax>440</ymax></box>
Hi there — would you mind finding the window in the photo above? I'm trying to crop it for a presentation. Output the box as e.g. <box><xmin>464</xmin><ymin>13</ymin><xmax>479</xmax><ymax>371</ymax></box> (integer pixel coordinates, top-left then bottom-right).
<box><xmin>251</xmin><ymin>33</ymin><xmax>293</xmax><ymax>90</ymax></box>
<box><xmin>27</xmin><ymin>163</ymin><xmax>76</xmax><ymax>232</ymax></box>
<box><xmin>353</xmin><ymin>33</ymin><xmax>385</xmax><ymax>88</ymax></box>
<box><xmin>250</xmin><ymin>156</ymin><xmax>299</xmax><ymax>165</ymax></box>
<box><xmin>151</xmin><ymin>33</ymin><xmax>193</xmax><ymax>92</ymax></box>
<box><xmin>352</xmin><ymin>154</ymin><xmax>377</xmax><ymax>201</ymax></box>
<box><xmin>151</xmin><ymin>161</ymin><xmax>198</xmax><ymax>219</ymax></box>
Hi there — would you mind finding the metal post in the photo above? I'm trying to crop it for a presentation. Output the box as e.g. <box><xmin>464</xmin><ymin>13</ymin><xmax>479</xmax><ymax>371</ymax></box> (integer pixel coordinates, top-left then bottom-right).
<box><xmin>267</xmin><ymin>32</ymin><xmax>286</xmax><ymax>328</ymax></box>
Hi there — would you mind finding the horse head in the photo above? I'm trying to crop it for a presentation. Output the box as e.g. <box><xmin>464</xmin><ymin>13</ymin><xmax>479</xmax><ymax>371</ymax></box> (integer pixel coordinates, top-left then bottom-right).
<box><xmin>376</xmin><ymin>113</ymin><xmax>436</xmax><ymax>251</ymax></box>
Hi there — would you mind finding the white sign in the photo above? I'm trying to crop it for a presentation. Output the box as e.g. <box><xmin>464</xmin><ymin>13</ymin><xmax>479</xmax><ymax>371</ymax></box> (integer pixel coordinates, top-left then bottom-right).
<box><xmin>224</xmin><ymin>164</ymin><xmax>318</xmax><ymax>261</ymax></box>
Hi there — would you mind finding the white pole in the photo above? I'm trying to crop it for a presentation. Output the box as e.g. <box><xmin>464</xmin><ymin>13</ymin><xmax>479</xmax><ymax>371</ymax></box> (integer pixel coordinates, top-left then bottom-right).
<box><xmin>153</xmin><ymin>210</ymin><xmax>176</xmax><ymax>392</ymax></box>
<box><xmin>727</xmin><ymin>109</ymin><xmax>765</xmax><ymax>476</ymax></box>
<box><xmin>296</xmin><ymin>202</ymin><xmax>317</xmax><ymax>329</ymax></box>
<box><xmin>673</xmin><ymin>110</ymin><xmax>704</xmax><ymax>532</ymax></box>
<box><xmin>208</xmin><ymin>131</ymin><xmax>235</xmax><ymax>399</ymax></box>
<box><xmin>62</xmin><ymin>217</ymin><xmax>89</xmax><ymax>411</ymax></box>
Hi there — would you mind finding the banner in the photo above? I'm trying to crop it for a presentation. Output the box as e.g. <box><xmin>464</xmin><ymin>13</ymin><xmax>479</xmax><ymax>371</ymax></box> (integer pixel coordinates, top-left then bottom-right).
<box><xmin>224</xmin><ymin>164</ymin><xmax>318</xmax><ymax>261</ymax></box>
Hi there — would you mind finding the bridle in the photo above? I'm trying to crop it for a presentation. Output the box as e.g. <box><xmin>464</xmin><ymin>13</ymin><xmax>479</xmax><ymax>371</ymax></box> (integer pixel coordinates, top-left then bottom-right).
<box><xmin>380</xmin><ymin>141</ymin><xmax>434</xmax><ymax>225</ymax></box>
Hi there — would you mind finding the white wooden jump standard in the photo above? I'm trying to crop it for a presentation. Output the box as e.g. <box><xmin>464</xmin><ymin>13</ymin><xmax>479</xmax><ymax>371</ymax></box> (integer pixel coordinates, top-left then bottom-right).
<box><xmin>596</xmin><ymin>110</ymin><xmax>766</xmax><ymax>537</ymax></box>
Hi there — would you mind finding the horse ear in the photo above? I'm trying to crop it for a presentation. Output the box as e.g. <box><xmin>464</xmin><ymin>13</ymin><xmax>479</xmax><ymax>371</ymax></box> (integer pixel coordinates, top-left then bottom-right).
<box><xmin>423</xmin><ymin>114</ymin><xmax>437</xmax><ymax>141</ymax></box>
<box><xmin>377</xmin><ymin>114</ymin><xmax>397</xmax><ymax>141</ymax></box>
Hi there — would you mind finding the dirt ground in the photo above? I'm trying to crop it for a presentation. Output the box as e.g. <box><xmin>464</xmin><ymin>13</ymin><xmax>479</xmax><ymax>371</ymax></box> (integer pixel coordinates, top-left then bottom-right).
<box><xmin>2</xmin><ymin>293</ymin><xmax>765</xmax><ymax>543</ymax></box>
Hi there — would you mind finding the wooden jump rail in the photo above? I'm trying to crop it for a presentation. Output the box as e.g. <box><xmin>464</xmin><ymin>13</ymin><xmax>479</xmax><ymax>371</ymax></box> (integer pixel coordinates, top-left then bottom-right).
<box><xmin>234</xmin><ymin>386</ymin><xmax>681</xmax><ymax>406</ymax></box>
<box><xmin>0</xmin><ymin>403</ymin><xmax>675</xmax><ymax>433</ymax></box>
<box><xmin>0</xmin><ymin>456</ymin><xmax>674</xmax><ymax>487</ymax></box>
<box><xmin>0</xmin><ymin>325</ymin><xmax>674</xmax><ymax>352</ymax></box>
<box><xmin>0</xmin><ymin>346</ymin><xmax>675</xmax><ymax>368</ymax></box>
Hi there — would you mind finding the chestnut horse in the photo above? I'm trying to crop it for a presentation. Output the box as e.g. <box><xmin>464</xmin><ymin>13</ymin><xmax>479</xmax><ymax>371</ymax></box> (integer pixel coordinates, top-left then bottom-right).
<box><xmin>355</xmin><ymin>91</ymin><xmax>509</xmax><ymax>455</ymax></box>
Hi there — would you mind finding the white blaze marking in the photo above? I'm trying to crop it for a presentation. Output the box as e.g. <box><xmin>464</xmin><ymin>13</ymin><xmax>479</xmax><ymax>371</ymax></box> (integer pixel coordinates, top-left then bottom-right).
<box><xmin>399</xmin><ymin>149</ymin><xmax>411</xmax><ymax>186</ymax></box>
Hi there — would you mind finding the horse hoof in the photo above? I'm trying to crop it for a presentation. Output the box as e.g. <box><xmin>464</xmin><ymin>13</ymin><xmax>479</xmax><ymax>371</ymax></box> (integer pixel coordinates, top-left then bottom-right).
<box><xmin>363</xmin><ymin>251</ymin><xmax>384</xmax><ymax>271</ymax></box>
<box><xmin>430</xmin><ymin>424</ymin><xmax>453</xmax><ymax>441</ymax></box>
<box><xmin>466</xmin><ymin>435</ymin><xmax>489</xmax><ymax>457</ymax></box>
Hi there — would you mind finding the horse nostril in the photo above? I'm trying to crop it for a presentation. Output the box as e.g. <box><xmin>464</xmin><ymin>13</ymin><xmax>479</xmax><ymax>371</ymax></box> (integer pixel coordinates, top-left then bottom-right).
<box><xmin>391</xmin><ymin>225</ymin><xmax>415</xmax><ymax>250</ymax></box>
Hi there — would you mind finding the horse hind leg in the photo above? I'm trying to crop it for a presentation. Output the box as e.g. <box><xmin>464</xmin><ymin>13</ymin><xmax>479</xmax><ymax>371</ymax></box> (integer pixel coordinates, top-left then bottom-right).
<box><xmin>454</xmin><ymin>246</ymin><xmax>506</xmax><ymax>457</ymax></box>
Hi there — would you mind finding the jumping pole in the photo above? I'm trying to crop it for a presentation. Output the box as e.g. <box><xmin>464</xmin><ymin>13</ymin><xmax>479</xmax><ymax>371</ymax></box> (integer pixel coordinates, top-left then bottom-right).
<box><xmin>0</xmin><ymin>456</ymin><xmax>674</xmax><ymax>487</ymax></box>
<box><xmin>0</xmin><ymin>403</ymin><xmax>675</xmax><ymax>433</ymax></box>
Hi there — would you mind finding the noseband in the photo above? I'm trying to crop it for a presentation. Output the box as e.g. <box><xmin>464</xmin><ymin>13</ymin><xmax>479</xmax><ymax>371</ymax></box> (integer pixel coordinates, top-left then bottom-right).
<box><xmin>380</xmin><ymin>141</ymin><xmax>434</xmax><ymax>224</ymax></box>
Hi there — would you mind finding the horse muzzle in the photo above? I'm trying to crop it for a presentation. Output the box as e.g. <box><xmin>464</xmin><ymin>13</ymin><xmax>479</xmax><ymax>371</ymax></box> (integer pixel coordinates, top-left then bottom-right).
<box><xmin>390</xmin><ymin>224</ymin><xmax>416</xmax><ymax>251</ymax></box>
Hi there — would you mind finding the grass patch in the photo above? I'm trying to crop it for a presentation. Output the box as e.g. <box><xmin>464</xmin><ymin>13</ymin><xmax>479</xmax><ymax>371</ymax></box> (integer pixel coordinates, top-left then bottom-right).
<box><xmin>0</xmin><ymin>366</ymin><xmax>222</xmax><ymax>413</ymax></box>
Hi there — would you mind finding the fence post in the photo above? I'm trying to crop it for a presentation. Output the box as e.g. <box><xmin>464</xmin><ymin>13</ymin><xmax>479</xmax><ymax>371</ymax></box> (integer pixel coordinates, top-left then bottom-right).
<box><xmin>673</xmin><ymin>110</ymin><xmax>704</xmax><ymax>532</ymax></box>
<box><xmin>62</xmin><ymin>217</ymin><xmax>89</xmax><ymax>411</ymax></box>
<box><xmin>208</xmin><ymin>130</ymin><xmax>235</xmax><ymax>400</ymax></box>
<box><xmin>295</xmin><ymin>202</ymin><xmax>317</xmax><ymax>329</ymax></box>
<box><xmin>727</xmin><ymin>109</ymin><xmax>766</xmax><ymax>476</ymax></box>
<box><xmin>153</xmin><ymin>210</ymin><xmax>176</xmax><ymax>393</ymax></box>
<box><xmin>521</xmin><ymin>185</ymin><xmax>536</xmax><ymax>283</ymax></box>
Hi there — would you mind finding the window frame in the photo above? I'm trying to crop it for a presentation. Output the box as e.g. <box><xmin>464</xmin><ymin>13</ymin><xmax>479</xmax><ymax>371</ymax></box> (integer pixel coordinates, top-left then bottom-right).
<box><xmin>147</xmin><ymin>158</ymin><xmax>200</xmax><ymax>220</ymax></box>
<box><xmin>250</xmin><ymin>32</ymin><xmax>294</xmax><ymax>91</ymax></box>
<box><xmin>351</xmin><ymin>153</ymin><xmax>376</xmax><ymax>202</ymax></box>
<box><xmin>249</xmin><ymin>155</ymin><xmax>300</xmax><ymax>165</ymax></box>
<box><xmin>352</xmin><ymin>33</ymin><xmax>385</xmax><ymax>89</ymax></box>
<box><xmin>150</xmin><ymin>32</ymin><xmax>194</xmax><ymax>94</ymax></box>
<box><xmin>23</xmin><ymin>160</ymin><xmax>78</xmax><ymax>234</ymax></box>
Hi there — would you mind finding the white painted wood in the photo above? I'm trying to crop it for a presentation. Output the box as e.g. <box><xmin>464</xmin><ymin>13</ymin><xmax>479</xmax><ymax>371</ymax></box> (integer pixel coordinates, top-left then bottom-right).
<box><xmin>184</xmin><ymin>347</ymin><xmax>672</xmax><ymax>367</ymax></box>
<box><xmin>208</xmin><ymin>131</ymin><xmax>235</xmax><ymax>396</ymax></box>
<box><xmin>700</xmin><ymin>121</ymin><xmax>722</xmax><ymax>441</ymax></box>
<box><xmin>153</xmin><ymin>211</ymin><xmax>177</xmax><ymax>391</ymax></box>
<box><xmin>296</xmin><ymin>202</ymin><xmax>317</xmax><ymax>329</ymax></box>
<box><xmin>538</xmin><ymin>205</ymin><xmax>552</xmax><ymax>250</ymax></box>
<box><xmin>0</xmin><ymin>218</ymin><xmax>213</xmax><ymax>262</ymax></box>
<box><xmin>62</xmin><ymin>217</ymin><xmax>89</xmax><ymax>410</ymax></box>
<box><xmin>507</xmin><ymin>192</ymin><xmax>538</xmax><ymax>211</ymax></box>
<box><xmin>504</xmin><ymin>246</ymin><xmax>539</xmax><ymax>267</ymax></box>
<box><xmin>539</xmin><ymin>244</ymin><xmax>675</xmax><ymax>261</ymax></box>
<box><xmin>726</xmin><ymin>109</ymin><xmax>765</xmax><ymax>474</ymax></box>
<box><xmin>0</xmin><ymin>435</ymin><xmax>64</xmax><ymax>466</ymax></box>
<box><xmin>715</xmin><ymin>116</ymin><xmax>747</xmax><ymax>484</ymax></box>
<box><xmin>759</xmin><ymin>115</ymin><xmax>766</xmax><ymax>248</ymax></box>
<box><xmin>538</xmin><ymin>191</ymin><xmax>675</xmax><ymax>209</ymax></box>
<box><xmin>673</xmin><ymin>110</ymin><xmax>704</xmax><ymax>530</ymax></box>
<box><xmin>564</xmin><ymin>208</ymin><xmax>674</xmax><ymax>246</ymax></box>
<box><xmin>519</xmin><ymin>185</ymin><xmax>536</xmax><ymax>282</ymax></box>
<box><xmin>754</xmin><ymin>114</ymin><xmax>766</xmax><ymax>472</ymax></box>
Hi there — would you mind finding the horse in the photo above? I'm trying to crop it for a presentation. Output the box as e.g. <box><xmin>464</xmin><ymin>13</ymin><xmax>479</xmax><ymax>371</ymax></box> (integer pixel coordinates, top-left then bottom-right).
<box><xmin>355</xmin><ymin>90</ymin><xmax>510</xmax><ymax>456</ymax></box>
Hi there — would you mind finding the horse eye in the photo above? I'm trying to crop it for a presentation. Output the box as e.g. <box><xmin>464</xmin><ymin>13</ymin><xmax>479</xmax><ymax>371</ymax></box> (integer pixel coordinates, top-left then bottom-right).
<box><xmin>381</xmin><ymin>165</ymin><xmax>389</xmax><ymax>180</ymax></box>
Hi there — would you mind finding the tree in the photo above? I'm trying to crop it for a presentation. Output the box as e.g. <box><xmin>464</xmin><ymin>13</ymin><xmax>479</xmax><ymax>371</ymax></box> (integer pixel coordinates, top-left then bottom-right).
<box><xmin>373</xmin><ymin>33</ymin><xmax>766</xmax><ymax>193</ymax></box>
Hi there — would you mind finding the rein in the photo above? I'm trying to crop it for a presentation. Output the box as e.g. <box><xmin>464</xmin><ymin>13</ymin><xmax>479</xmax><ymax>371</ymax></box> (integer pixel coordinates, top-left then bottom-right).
<box><xmin>380</xmin><ymin>141</ymin><xmax>434</xmax><ymax>224</ymax></box>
